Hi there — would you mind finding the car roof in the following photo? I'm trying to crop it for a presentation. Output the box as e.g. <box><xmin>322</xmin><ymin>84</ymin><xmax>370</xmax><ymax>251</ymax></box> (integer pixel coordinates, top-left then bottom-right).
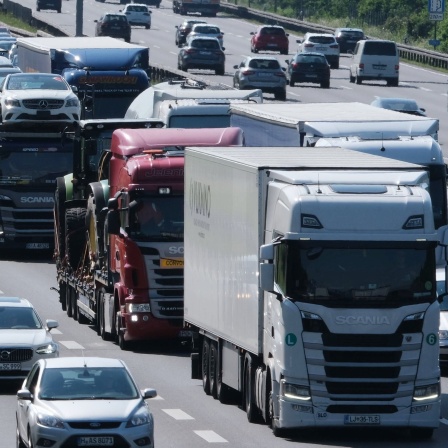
<box><xmin>259</xmin><ymin>25</ymin><xmax>284</xmax><ymax>29</ymax></box>
<box><xmin>105</xmin><ymin>12</ymin><xmax>127</xmax><ymax>17</ymax></box>
<box><xmin>305</xmin><ymin>32</ymin><xmax>335</xmax><ymax>37</ymax></box>
<box><xmin>336</xmin><ymin>27</ymin><xmax>363</xmax><ymax>32</ymax></box>
<box><xmin>295</xmin><ymin>52</ymin><xmax>327</xmax><ymax>57</ymax></box>
<box><xmin>247</xmin><ymin>55</ymin><xmax>279</xmax><ymax>61</ymax></box>
<box><xmin>191</xmin><ymin>24</ymin><xmax>220</xmax><ymax>29</ymax></box>
<box><xmin>125</xmin><ymin>3</ymin><xmax>149</xmax><ymax>6</ymax></box>
<box><xmin>189</xmin><ymin>36</ymin><xmax>221</xmax><ymax>42</ymax></box>
<box><xmin>0</xmin><ymin>297</ymin><xmax>32</xmax><ymax>307</ymax></box>
<box><xmin>41</xmin><ymin>357</ymin><xmax>127</xmax><ymax>369</ymax></box>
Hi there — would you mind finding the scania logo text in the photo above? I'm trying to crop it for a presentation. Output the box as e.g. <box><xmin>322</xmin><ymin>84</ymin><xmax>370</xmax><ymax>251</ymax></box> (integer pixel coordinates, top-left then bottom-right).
<box><xmin>335</xmin><ymin>316</ymin><xmax>390</xmax><ymax>325</ymax></box>
<box><xmin>20</xmin><ymin>197</ymin><xmax>54</xmax><ymax>203</ymax></box>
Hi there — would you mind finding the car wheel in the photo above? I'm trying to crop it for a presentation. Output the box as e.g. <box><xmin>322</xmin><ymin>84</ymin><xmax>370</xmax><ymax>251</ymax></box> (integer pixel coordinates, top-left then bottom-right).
<box><xmin>332</xmin><ymin>60</ymin><xmax>339</xmax><ymax>69</ymax></box>
<box><xmin>145</xmin><ymin>24</ymin><xmax>150</xmax><ymax>29</ymax></box>
<box><xmin>349</xmin><ymin>72</ymin><xmax>355</xmax><ymax>83</ymax></box>
<box><xmin>27</xmin><ymin>430</ymin><xmax>34</xmax><ymax>448</ymax></box>
<box><xmin>36</xmin><ymin>6</ymin><xmax>40</xmax><ymax>11</ymax></box>
<box><xmin>57</xmin><ymin>8</ymin><xmax>61</xmax><ymax>12</ymax></box>
<box><xmin>280</xmin><ymin>49</ymin><xmax>288</xmax><ymax>55</ymax></box>
<box><xmin>355</xmin><ymin>75</ymin><xmax>362</xmax><ymax>85</ymax></box>
<box><xmin>274</xmin><ymin>90</ymin><xmax>286</xmax><ymax>101</ymax></box>
<box><xmin>253</xmin><ymin>47</ymin><xmax>259</xmax><ymax>53</ymax></box>
<box><xmin>321</xmin><ymin>80</ymin><xmax>330</xmax><ymax>88</ymax></box>
<box><xmin>125</xmin><ymin>36</ymin><xmax>131</xmax><ymax>43</ymax></box>
<box><xmin>16</xmin><ymin>425</ymin><xmax>26</xmax><ymax>448</ymax></box>
<box><xmin>289</xmin><ymin>78</ymin><xmax>294</xmax><ymax>87</ymax></box>
<box><xmin>215</xmin><ymin>65</ymin><xmax>225</xmax><ymax>75</ymax></box>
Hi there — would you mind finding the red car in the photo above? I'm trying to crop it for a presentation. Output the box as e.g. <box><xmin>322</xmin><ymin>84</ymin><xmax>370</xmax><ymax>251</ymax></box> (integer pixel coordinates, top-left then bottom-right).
<box><xmin>250</xmin><ymin>25</ymin><xmax>289</xmax><ymax>55</ymax></box>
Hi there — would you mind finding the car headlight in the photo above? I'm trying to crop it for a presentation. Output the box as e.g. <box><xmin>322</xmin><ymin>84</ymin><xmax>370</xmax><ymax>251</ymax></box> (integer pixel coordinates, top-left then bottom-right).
<box><xmin>280</xmin><ymin>380</ymin><xmax>311</xmax><ymax>401</ymax></box>
<box><xmin>37</xmin><ymin>412</ymin><xmax>65</xmax><ymax>429</ymax></box>
<box><xmin>66</xmin><ymin>98</ymin><xmax>79</xmax><ymax>107</ymax></box>
<box><xmin>4</xmin><ymin>98</ymin><xmax>20</xmax><ymax>107</ymax></box>
<box><xmin>36</xmin><ymin>342</ymin><xmax>58</xmax><ymax>355</ymax></box>
<box><xmin>413</xmin><ymin>383</ymin><xmax>440</xmax><ymax>401</ymax></box>
<box><xmin>439</xmin><ymin>330</ymin><xmax>448</xmax><ymax>340</ymax></box>
<box><xmin>126</xmin><ymin>404</ymin><xmax>153</xmax><ymax>428</ymax></box>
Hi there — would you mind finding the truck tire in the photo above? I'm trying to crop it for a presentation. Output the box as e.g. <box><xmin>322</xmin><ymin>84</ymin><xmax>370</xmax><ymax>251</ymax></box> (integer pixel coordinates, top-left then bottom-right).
<box><xmin>59</xmin><ymin>281</ymin><xmax>67</xmax><ymax>311</ymax></box>
<box><xmin>202</xmin><ymin>338</ymin><xmax>211</xmax><ymax>395</ymax></box>
<box><xmin>54</xmin><ymin>178</ymin><xmax>67</xmax><ymax>260</ymax></box>
<box><xmin>209</xmin><ymin>340</ymin><xmax>218</xmax><ymax>398</ymax></box>
<box><xmin>216</xmin><ymin>343</ymin><xmax>232</xmax><ymax>404</ymax></box>
<box><xmin>66</xmin><ymin>285</ymin><xmax>72</xmax><ymax>318</ymax></box>
<box><xmin>97</xmin><ymin>289</ymin><xmax>112</xmax><ymax>340</ymax></box>
<box><xmin>65</xmin><ymin>207</ymin><xmax>87</xmax><ymax>270</ymax></box>
<box><xmin>244</xmin><ymin>353</ymin><xmax>261</xmax><ymax>423</ymax></box>
<box><xmin>86</xmin><ymin>192</ymin><xmax>106</xmax><ymax>270</ymax></box>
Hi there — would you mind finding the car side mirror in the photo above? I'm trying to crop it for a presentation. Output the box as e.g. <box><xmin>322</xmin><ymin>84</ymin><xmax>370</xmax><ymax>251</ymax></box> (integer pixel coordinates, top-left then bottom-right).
<box><xmin>221</xmin><ymin>47</ymin><xmax>225</xmax><ymax>51</ymax></box>
<box><xmin>250</xmin><ymin>32</ymin><xmax>255</xmax><ymax>35</ymax></box>
<box><xmin>286</xmin><ymin>33</ymin><xmax>290</xmax><ymax>36</ymax></box>
<box><xmin>296</xmin><ymin>39</ymin><xmax>302</xmax><ymax>43</ymax></box>
<box><xmin>233</xmin><ymin>65</ymin><xmax>238</xmax><ymax>69</ymax></box>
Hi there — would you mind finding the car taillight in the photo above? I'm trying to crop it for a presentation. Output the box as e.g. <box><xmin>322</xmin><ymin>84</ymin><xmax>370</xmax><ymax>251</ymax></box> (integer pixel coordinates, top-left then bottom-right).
<box><xmin>395</xmin><ymin>64</ymin><xmax>399</xmax><ymax>70</ymax></box>
<box><xmin>242</xmin><ymin>69</ymin><xmax>255</xmax><ymax>75</ymax></box>
<box><xmin>291</xmin><ymin>63</ymin><xmax>299</xmax><ymax>69</ymax></box>
<box><xmin>185</xmin><ymin>49</ymin><xmax>197</xmax><ymax>54</ymax></box>
<box><xmin>359</xmin><ymin>63</ymin><xmax>364</xmax><ymax>69</ymax></box>
<box><xmin>304</xmin><ymin>43</ymin><xmax>314</xmax><ymax>48</ymax></box>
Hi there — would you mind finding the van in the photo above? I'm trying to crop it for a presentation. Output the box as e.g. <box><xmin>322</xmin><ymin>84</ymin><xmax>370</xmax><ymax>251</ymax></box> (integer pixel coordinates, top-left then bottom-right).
<box><xmin>349</xmin><ymin>39</ymin><xmax>399</xmax><ymax>86</ymax></box>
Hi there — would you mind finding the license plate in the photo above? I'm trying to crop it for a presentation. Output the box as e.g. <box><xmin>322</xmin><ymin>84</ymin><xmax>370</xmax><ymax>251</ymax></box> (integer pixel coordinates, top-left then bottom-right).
<box><xmin>160</xmin><ymin>258</ymin><xmax>183</xmax><ymax>268</ymax></box>
<box><xmin>0</xmin><ymin>363</ymin><xmax>21</xmax><ymax>370</ymax></box>
<box><xmin>178</xmin><ymin>330</ymin><xmax>193</xmax><ymax>338</ymax></box>
<box><xmin>78</xmin><ymin>436</ymin><xmax>114</xmax><ymax>446</ymax></box>
<box><xmin>344</xmin><ymin>415</ymin><xmax>380</xmax><ymax>425</ymax></box>
<box><xmin>26</xmin><ymin>243</ymin><xmax>50</xmax><ymax>249</ymax></box>
<box><xmin>305</xmin><ymin>74</ymin><xmax>317</xmax><ymax>78</ymax></box>
<box><xmin>199</xmin><ymin>51</ymin><xmax>211</xmax><ymax>55</ymax></box>
<box><xmin>316</xmin><ymin>46</ymin><xmax>326</xmax><ymax>51</ymax></box>
<box><xmin>258</xmin><ymin>72</ymin><xmax>272</xmax><ymax>77</ymax></box>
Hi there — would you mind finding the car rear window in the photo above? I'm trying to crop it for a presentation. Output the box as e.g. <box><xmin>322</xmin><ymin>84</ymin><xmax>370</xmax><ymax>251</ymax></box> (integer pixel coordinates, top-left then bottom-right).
<box><xmin>309</xmin><ymin>36</ymin><xmax>335</xmax><ymax>44</ymax></box>
<box><xmin>339</xmin><ymin>31</ymin><xmax>364</xmax><ymax>39</ymax></box>
<box><xmin>363</xmin><ymin>41</ymin><xmax>397</xmax><ymax>56</ymax></box>
<box><xmin>249</xmin><ymin>59</ymin><xmax>280</xmax><ymax>69</ymax></box>
<box><xmin>194</xmin><ymin>26</ymin><xmax>220</xmax><ymax>34</ymax></box>
<box><xmin>129</xmin><ymin>6</ymin><xmax>147</xmax><ymax>11</ymax></box>
<box><xmin>191</xmin><ymin>39</ymin><xmax>220</xmax><ymax>49</ymax></box>
<box><xmin>261</xmin><ymin>27</ymin><xmax>285</xmax><ymax>36</ymax></box>
<box><xmin>296</xmin><ymin>54</ymin><xmax>326</xmax><ymax>64</ymax></box>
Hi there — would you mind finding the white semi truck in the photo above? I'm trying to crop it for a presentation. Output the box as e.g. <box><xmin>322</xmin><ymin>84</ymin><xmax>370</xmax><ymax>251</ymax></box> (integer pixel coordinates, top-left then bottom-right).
<box><xmin>184</xmin><ymin>146</ymin><xmax>446</xmax><ymax>439</ymax></box>
<box><xmin>229</xmin><ymin>103</ymin><xmax>446</xmax><ymax>230</ymax></box>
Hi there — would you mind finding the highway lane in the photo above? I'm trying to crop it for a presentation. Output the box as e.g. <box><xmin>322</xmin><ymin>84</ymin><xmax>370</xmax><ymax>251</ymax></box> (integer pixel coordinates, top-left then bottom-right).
<box><xmin>0</xmin><ymin>254</ymin><xmax>448</xmax><ymax>447</ymax></box>
<box><xmin>18</xmin><ymin>0</ymin><xmax>448</xmax><ymax>152</ymax></box>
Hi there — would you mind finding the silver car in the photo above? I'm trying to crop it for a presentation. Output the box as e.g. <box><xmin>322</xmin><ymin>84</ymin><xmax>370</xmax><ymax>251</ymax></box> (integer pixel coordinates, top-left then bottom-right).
<box><xmin>0</xmin><ymin>296</ymin><xmax>59</xmax><ymax>380</ymax></box>
<box><xmin>297</xmin><ymin>32</ymin><xmax>340</xmax><ymax>69</ymax></box>
<box><xmin>17</xmin><ymin>357</ymin><xmax>157</xmax><ymax>448</ymax></box>
<box><xmin>233</xmin><ymin>56</ymin><xmax>287</xmax><ymax>101</ymax></box>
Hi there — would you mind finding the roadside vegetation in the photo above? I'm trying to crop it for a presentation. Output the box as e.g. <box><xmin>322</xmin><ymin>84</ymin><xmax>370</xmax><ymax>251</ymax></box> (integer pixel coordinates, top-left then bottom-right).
<box><xmin>0</xmin><ymin>10</ymin><xmax>37</xmax><ymax>34</ymax></box>
<box><xmin>228</xmin><ymin>0</ymin><xmax>448</xmax><ymax>53</ymax></box>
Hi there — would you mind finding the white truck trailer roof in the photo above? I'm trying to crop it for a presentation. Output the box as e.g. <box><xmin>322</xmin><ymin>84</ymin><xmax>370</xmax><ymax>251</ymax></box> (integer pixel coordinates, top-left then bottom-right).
<box><xmin>229</xmin><ymin>102</ymin><xmax>439</xmax><ymax>144</ymax></box>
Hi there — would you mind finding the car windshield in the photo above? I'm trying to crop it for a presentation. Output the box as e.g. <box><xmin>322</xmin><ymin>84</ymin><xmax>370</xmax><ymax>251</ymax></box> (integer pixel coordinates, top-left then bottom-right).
<box><xmin>39</xmin><ymin>367</ymin><xmax>139</xmax><ymax>400</ymax></box>
<box><xmin>0</xmin><ymin>306</ymin><xmax>42</xmax><ymax>329</ymax></box>
<box><xmin>6</xmin><ymin>75</ymin><xmax>68</xmax><ymax>90</ymax></box>
<box><xmin>280</xmin><ymin>241</ymin><xmax>436</xmax><ymax>307</ymax></box>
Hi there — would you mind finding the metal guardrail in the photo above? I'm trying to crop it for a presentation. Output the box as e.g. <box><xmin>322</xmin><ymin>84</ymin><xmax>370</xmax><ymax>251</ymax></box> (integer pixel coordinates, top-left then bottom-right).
<box><xmin>220</xmin><ymin>1</ymin><xmax>448</xmax><ymax>70</ymax></box>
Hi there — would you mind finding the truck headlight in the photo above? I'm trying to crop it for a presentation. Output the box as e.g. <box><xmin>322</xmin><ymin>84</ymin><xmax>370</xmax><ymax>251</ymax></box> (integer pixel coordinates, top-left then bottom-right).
<box><xmin>413</xmin><ymin>383</ymin><xmax>440</xmax><ymax>401</ymax></box>
<box><xmin>128</xmin><ymin>303</ymin><xmax>151</xmax><ymax>313</ymax></box>
<box><xmin>439</xmin><ymin>330</ymin><xmax>448</xmax><ymax>340</ymax></box>
<box><xmin>280</xmin><ymin>380</ymin><xmax>311</xmax><ymax>401</ymax></box>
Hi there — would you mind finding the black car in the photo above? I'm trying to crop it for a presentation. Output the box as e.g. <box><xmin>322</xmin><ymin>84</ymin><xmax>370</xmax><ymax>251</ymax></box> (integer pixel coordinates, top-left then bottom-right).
<box><xmin>94</xmin><ymin>13</ymin><xmax>131</xmax><ymax>43</ymax></box>
<box><xmin>285</xmin><ymin>52</ymin><xmax>330</xmax><ymax>88</ymax></box>
<box><xmin>36</xmin><ymin>0</ymin><xmax>62</xmax><ymax>13</ymax></box>
<box><xmin>178</xmin><ymin>37</ymin><xmax>225</xmax><ymax>75</ymax></box>
<box><xmin>334</xmin><ymin>27</ymin><xmax>365</xmax><ymax>53</ymax></box>
<box><xmin>175</xmin><ymin>19</ymin><xmax>206</xmax><ymax>47</ymax></box>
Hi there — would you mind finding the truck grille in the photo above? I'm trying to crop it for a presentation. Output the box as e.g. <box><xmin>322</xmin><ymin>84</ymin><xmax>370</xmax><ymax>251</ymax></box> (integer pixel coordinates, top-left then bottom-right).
<box><xmin>144</xmin><ymin>251</ymin><xmax>184</xmax><ymax>320</ymax></box>
<box><xmin>303</xmin><ymin>328</ymin><xmax>423</xmax><ymax>407</ymax></box>
<box><xmin>1</xmin><ymin>205</ymin><xmax>54</xmax><ymax>233</ymax></box>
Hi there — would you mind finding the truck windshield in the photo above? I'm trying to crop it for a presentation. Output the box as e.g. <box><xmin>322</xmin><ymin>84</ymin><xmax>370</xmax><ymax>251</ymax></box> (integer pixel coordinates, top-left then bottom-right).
<box><xmin>130</xmin><ymin>196</ymin><xmax>183</xmax><ymax>242</ymax></box>
<box><xmin>281</xmin><ymin>241</ymin><xmax>436</xmax><ymax>307</ymax></box>
<box><xmin>0</xmin><ymin>149</ymin><xmax>72</xmax><ymax>185</ymax></box>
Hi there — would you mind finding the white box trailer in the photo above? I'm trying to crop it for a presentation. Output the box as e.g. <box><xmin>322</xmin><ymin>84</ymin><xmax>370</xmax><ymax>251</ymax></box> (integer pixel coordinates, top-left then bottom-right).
<box><xmin>185</xmin><ymin>146</ymin><xmax>446</xmax><ymax>438</ymax></box>
<box><xmin>229</xmin><ymin>102</ymin><xmax>439</xmax><ymax>146</ymax></box>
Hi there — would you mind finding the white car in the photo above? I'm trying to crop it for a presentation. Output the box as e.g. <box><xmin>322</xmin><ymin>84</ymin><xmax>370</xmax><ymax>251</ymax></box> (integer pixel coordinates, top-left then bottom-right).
<box><xmin>0</xmin><ymin>72</ymin><xmax>81</xmax><ymax>129</ymax></box>
<box><xmin>0</xmin><ymin>296</ymin><xmax>59</xmax><ymax>380</ymax></box>
<box><xmin>297</xmin><ymin>32</ymin><xmax>340</xmax><ymax>69</ymax></box>
<box><xmin>121</xmin><ymin>3</ymin><xmax>152</xmax><ymax>29</ymax></box>
<box><xmin>17</xmin><ymin>357</ymin><xmax>157</xmax><ymax>448</ymax></box>
<box><xmin>187</xmin><ymin>23</ymin><xmax>224</xmax><ymax>48</ymax></box>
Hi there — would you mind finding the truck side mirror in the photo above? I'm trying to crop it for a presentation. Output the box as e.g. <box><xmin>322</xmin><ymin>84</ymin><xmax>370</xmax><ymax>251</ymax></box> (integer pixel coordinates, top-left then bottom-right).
<box><xmin>107</xmin><ymin>209</ymin><xmax>120</xmax><ymax>235</ymax></box>
<box><xmin>259</xmin><ymin>262</ymin><xmax>275</xmax><ymax>293</ymax></box>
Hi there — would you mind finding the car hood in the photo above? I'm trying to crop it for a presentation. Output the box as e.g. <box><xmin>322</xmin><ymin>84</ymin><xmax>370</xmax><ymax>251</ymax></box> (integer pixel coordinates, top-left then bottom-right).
<box><xmin>441</xmin><ymin>311</ymin><xmax>448</xmax><ymax>331</ymax></box>
<box><xmin>5</xmin><ymin>90</ymin><xmax>75</xmax><ymax>100</ymax></box>
<box><xmin>0</xmin><ymin>329</ymin><xmax>52</xmax><ymax>345</ymax></box>
<box><xmin>41</xmin><ymin>398</ymin><xmax>145</xmax><ymax>420</ymax></box>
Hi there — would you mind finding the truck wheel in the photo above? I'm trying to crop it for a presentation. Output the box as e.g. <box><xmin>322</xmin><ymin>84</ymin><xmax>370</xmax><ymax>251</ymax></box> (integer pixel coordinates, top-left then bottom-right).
<box><xmin>86</xmin><ymin>192</ymin><xmax>106</xmax><ymax>270</ymax></box>
<box><xmin>202</xmin><ymin>338</ymin><xmax>211</xmax><ymax>395</ymax></box>
<box><xmin>65</xmin><ymin>207</ymin><xmax>87</xmax><ymax>270</ymax></box>
<box><xmin>244</xmin><ymin>354</ymin><xmax>261</xmax><ymax>423</ymax></box>
<box><xmin>59</xmin><ymin>282</ymin><xmax>67</xmax><ymax>311</ymax></box>
<box><xmin>118</xmin><ymin>329</ymin><xmax>131</xmax><ymax>350</ymax></box>
<box><xmin>66</xmin><ymin>285</ymin><xmax>73</xmax><ymax>318</ymax></box>
<box><xmin>97</xmin><ymin>289</ymin><xmax>112</xmax><ymax>340</ymax></box>
<box><xmin>54</xmin><ymin>178</ymin><xmax>66</xmax><ymax>260</ymax></box>
<box><xmin>209</xmin><ymin>340</ymin><xmax>218</xmax><ymax>398</ymax></box>
<box><xmin>269</xmin><ymin>390</ymin><xmax>287</xmax><ymax>437</ymax></box>
<box><xmin>216</xmin><ymin>344</ymin><xmax>232</xmax><ymax>404</ymax></box>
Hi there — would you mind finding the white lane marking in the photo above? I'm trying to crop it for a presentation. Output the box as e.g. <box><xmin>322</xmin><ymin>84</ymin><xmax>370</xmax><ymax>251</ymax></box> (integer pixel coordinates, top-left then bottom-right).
<box><xmin>0</xmin><ymin>290</ymin><xmax>4</xmax><ymax>294</ymax></box>
<box><xmin>339</xmin><ymin>85</ymin><xmax>352</xmax><ymax>89</ymax></box>
<box><xmin>419</xmin><ymin>87</ymin><xmax>432</xmax><ymax>92</ymax></box>
<box><xmin>58</xmin><ymin>341</ymin><xmax>85</xmax><ymax>349</ymax></box>
<box><xmin>162</xmin><ymin>409</ymin><xmax>194</xmax><ymax>420</ymax></box>
<box><xmin>441</xmin><ymin>418</ymin><xmax>448</xmax><ymax>425</ymax></box>
<box><xmin>194</xmin><ymin>430</ymin><xmax>228</xmax><ymax>443</ymax></box>
<box><xmin>151</xmin><ymin>395</ymin><xmax>164</xmax><ymax>400</ymax></box>
<box><xmin>51</xmin><ymin>329</ymin><xmax>63</xmax><ymax>334</ymax></box>
<box><xmin>288</xmin><ymin>91</ymin><xmax>301</xmax><ymax>98</ymax></box>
